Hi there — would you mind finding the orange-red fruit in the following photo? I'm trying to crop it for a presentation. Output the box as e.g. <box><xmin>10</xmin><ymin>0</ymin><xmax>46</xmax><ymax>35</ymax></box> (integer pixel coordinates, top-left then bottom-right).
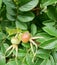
<box><xmin>21</xmin><ymin>32</ymin><xmax>31</xmax><ymax>43</ymax></box>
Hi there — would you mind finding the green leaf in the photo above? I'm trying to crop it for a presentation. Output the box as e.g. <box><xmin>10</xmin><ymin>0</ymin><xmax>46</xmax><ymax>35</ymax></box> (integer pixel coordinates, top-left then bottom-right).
<box><xmin>42</xmin><ymin>20</ymin><xmax>55</xmax><ymax>26</ymax></box>
<box><xmin>40</xmin><ymin>59</ymin><xmax>47</xmax><ymax>65</ymax></box>
<box><xmin>6</xmin><ymin>13</ymin><xmax>15</xmax><ymax>21</ymax></box>
<box><xmin>17</xmin><ymin>12</ymin><xmax>35</xmax><ymax>22</ymax></box>
<box><xmin>0</xmin><ymin>0</ymin><xmax>2</xmax><ymax>9</ymax></box>
<box><xmin>34</xmin><ymin>58</ymin><xmax>43</xmax><ymax>65</ymax></box>
<box><xmin>43</xmin><ymin>25</ymin><xmax>57</xmax><ymax>37</ymax></box>
<box><xmin>46</xmin><ymin>59</ymin><xmax>51</xmax><ymax>65</ymax></box>
<box><xmin>50</xmin><ymin>55</ymin><xmax>55</xmax><ymax>65</ymax></box>
<box><xmin>17</xmin><ymin>49</ymin><xmax>26</xmax><ymax>57</ymax></box>
<box><xmin>41</xmin><ymin>0</ymin><xmax>57</xmax><ymax>7</ymax></box>
<box><xmin>46</xmin><ymin>5</ymin><xmax>57</xmax><ymax>21</ymax></box>
<box><xmin>40</xmin><ymin>59</ymin><xmax>51</xmax><ymax>65</ymax></box>
<box><xmin>36</xmin><ymin>49</ymin><xmax>50</xmax><ymax>59</ymax></box>
<box><xmin>6</xmin><ymin>27</ymin><xmax>22</xmax><ymax>35</ymax></box>
<box><xmin>1</xmin><ymin>43</ymin><xmax>9</xmax><ymax>54</ymax></box>
<box><xmin>26</xmin><ymin>54</ymin><xmax>33</xmax><ymax>65</ymax></box>
<box><xmin>22</xmin><ymin>42</ymin><xmax>30</xmax><ymax>48</ymax></box>
<box><xmin>31</xmin><ymin>24</ymin><xmax>37</xmax><ymax>36</ymax></box>
<box><xmin>35</xmin><ymin>32</ymin><xmax>52</xmax><ymax>43</ymax></box>
<box><xmin>40</xmin><ymin>38</ymin><xmax>57</xmax><ymax>49</ymax></box>
<box><xmin>6</xmin><ymin>59</ymin><xmax>22</xmax><ymax>65</ymax></box>
<box><xmin>16</xmin><ymin>21</ymin><xmax>27</xmax><ymax>30</ymax></box>
<box><xmin>6</xmin><ymin>60</ymin><xmax>17</xmax><ymax>65</ymax></box>
<box><xmin>21</xmin><ymin>60</ymin><xmax>27</xmax><ymax>65</ymax></box>
<box><xmin>6</xmin><ymin>6</ymin><xmax>15</xmax><ymax>16</ymax></box>
<box><xmin>19</xmin><ymin>0</ymin><xmax>31</xmax><ymax>6</ymax></box>
<box><xmin>3</xmin><ymin>0</ymin><xmax>15</xmax><ymax>9</ymax></box>
<box><xmin>52</xmin><ymin>51</ymin><xmax>57</xmax><ymax>63</ymax></box>
<box><xmin>0</xmin><ymin>52</ymin><xmax>6</xmax><ymax>65</ymax></box>
<box><xmin>19</xmin><ymin>0</ymin><xmax>39</xmax><ymax>11</ymax></box>
<box><xmin>0</xmin><ymin>32</ymin><xmax>6</xmax><ymax>41</ymax></box>
<box><xmin>56</xmin><ymin>63</ymin><xmax>57</xmax><ymax>65</ymax></box>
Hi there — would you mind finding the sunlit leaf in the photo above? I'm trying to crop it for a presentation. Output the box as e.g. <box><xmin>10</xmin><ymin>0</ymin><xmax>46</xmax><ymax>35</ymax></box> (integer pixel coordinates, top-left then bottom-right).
<box><xmin>19</xmin><ymin>0</ymin><xmax>39</xmax><ymax>11</ymax></box>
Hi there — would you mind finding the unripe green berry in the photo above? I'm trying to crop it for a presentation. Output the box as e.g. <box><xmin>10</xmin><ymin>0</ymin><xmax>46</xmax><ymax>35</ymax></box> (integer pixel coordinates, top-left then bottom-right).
<box><xmin>11</xmin><ymin>37</ymin><xmax>19</xmax><ymax>44</ymax></box>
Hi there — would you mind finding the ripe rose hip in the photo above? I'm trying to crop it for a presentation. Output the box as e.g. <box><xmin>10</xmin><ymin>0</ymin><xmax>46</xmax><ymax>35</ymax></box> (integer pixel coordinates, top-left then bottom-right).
<box><xmin>21</xmin><ymin>32</ymin><xmax>31</xmax><ymax>43</ymax></box>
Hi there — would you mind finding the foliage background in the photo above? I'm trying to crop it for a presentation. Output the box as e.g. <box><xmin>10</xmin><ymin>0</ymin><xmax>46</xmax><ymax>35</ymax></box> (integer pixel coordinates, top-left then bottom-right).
<box><xmin>0</xmin><ymin>0</ymin><xmax>57</xmax><ymax>65</ymax></box>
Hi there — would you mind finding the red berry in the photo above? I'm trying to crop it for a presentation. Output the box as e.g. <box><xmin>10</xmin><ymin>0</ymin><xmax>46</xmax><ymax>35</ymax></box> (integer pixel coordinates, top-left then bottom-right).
<box><xmin>21</xmin><ymin>32</ymin><xmax>31</xmax><ymax>43</ymax></box>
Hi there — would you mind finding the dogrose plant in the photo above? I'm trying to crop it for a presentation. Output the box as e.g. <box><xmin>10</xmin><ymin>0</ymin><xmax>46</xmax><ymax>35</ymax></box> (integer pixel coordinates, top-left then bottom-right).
<box><xmin>0</xmin><ymin>0</ymin><xmax>57</xmax><ymax>65</ymax></box>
